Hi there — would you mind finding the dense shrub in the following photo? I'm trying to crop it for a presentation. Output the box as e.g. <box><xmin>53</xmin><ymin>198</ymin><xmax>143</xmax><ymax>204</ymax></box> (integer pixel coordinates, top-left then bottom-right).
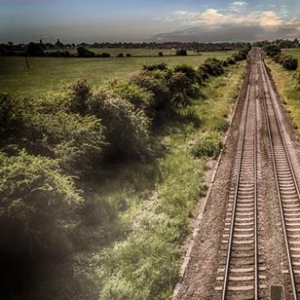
<box><xmin>26</xmin><ymin>42</ymin><xmax>45</xmax><ymax>57</ymax></box>
<box><xmin>281</xmin><ymin>55</ymin><xmax>298</xmax><ymax>70</ymax></box>
<box><xmin>143</xmin><ymin>63</ymin><xmax>168</xmax><ymax>71</ymax></box>
<box><xmin>173</xmin><ymin>64</ymin><xmax>198</xmax><ymax>83</ymax></box>
<box><xmin>98</xmin><ymin>52</ymin><xmax>111</xmax><ymax>58</ymax></box>
<box><xmin>263</xmin><ymin>44</ymin><xmax>281</xmax><ymax>58</ymax></box>
<box><xmin>106</xmin><ymin>79</ymin><xmax>153</xmax><ymax>111</ymax></box>
<box><xmin>0</xmin><ymin>93</ymin><xmax>28</xmax><ymax>143</ymax></box>
<box><xmin>29</xmin><ymin>112</ymin><xmax>106</xmax><ymax>175</ymax></box>
<box><xmin>88</xmin><ymin>90</ymin><xmax>151</xmax><ymax>160</ymax></box>
<box><xmin>191</xmin><ymin>132</ymin><xmax>223</xmax><ymax>158</ymax></box>
<box><xmin>175</xmin><ymin>49</ymin><xmax>188</xmax><ymax>56</ymax></box>
<box><xmin>198</xmin><ymin>58</ymin><xmax>224</xmax><ymax>81</ymax></box>
<box><xmin>130</xmin><ymin>70</ymin><xmax>171</xmax><ymax>112</ymax></box>
<box><xmin>67</xmin><ymin>78</ymin><xmax>91</xmax><ymax>115</ymax></box>
<box><xmin>77</xmin><ymin>47</ymin><xmax>95</xmax><ymax>57</ymax></box>
<box><xmin>0</xmin><ymin>150</ymin><xmax>83</xmax><ymax>257</ymax></box>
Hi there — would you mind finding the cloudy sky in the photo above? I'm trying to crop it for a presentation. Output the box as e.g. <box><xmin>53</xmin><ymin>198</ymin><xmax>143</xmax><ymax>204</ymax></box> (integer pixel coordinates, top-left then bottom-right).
<box><xmin>1</xmin><ymin>0</ymin><xmax>300</xmax><ymax>43</ymax></box>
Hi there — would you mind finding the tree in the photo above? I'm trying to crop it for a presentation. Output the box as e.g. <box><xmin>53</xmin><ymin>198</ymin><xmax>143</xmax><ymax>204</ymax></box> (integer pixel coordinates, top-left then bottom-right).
<box><xmin>77</xmin><ymin>47</ymin><xmax>95</xmax><ymax>57</ymax></box>
<box><xmin>26</xmin><ymin>42</ymin><xmax>45</xmax><ymax>56</ymax></box>
<box><xmin>175</xmin><ymin>49</ymin><xmax>188</xmax><ymax>56</ymax></box>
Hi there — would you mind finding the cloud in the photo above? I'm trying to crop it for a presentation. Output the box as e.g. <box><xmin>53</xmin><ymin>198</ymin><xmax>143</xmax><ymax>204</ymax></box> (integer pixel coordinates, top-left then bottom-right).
<box><xmin>164</xmin><ymin>8</ymin><xmax>284</xmax><ymax>29</ymax></box>
<box><xmin>229</xmin><ymin>1</ymin><xmax>248</xmax><ymax>13</ymax></box>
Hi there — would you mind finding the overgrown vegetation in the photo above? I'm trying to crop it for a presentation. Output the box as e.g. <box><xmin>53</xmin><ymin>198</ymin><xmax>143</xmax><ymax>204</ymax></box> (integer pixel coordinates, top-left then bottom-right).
<box><xmin>0</xmin><ymin>49</ymin><xmax>248</xmax><ymax>299</ymax></box>
<box><xmin>264</xmin><ymin>44</ymin><xmax>298</xmax><ymax>71</ymax></box>
<box><xmin>266</xmin><ymin>56</ymin><xmax>300</xmax><ymax>132</ymax></box>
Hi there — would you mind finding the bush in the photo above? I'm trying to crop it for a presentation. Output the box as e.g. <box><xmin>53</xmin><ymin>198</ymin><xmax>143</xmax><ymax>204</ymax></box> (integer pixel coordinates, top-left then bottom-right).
<box><xmin>0</xmin><ymin>150</ymin><xmax>83</xmax><ymax>258</ymax></box>
<box><xmin>263</xmin><ymin>44</ymin><xmax>281</xmax><ymax>58</ymax></box>
<box><xmin>191</xmin><ymin>132</ymin><xmax>223</xmax><ymax>158</ymax></box>
<box><xmin>88</xmin><ymin>90</ymin><xmax>151</xmax><ymax>160</ymax></box>
<box><xmin>106</xmin><ymin>79</ymin><xmax>153</xmax><ymax>111</ymax></box>
<box><xmin>0</xmin><ymin>93</ymin><xmax>29</xmax><ymax>144</ymax></box>
<box><xmin>67</xmin><ymin>78</ymin><xmax>91</xmax><ymax>115</ymax></box>
<box><xmin>99</xmin><ymin>52</ymin><xmax>111</xmax><ymax>58</ymax></box>
<box><xmin>173</xmin><ymin>64</ymin><xmax>198</xmax><ymax>83</ymax></box>
<box><xmin>77</xmin><ymin>47</ymin><xmax>95</xmax><ymax>57</ymax></box>
<box><xmin>130</xmin><ymin>70</ymin><xmax>171</xmax><ymax>112</ymax></box>
<box><xmin>281</xmin><ymin>55</ymin><xmax>298</xmax><ymax>70</ymax></box>
<box><xmin>29</xmin><ymin>112</ymin><xmax>106</xmax><ymax>175</ymax></box>
<box><xmin>143</xmin><ymin>63</ymin><xmax>168</xmax><ymax>71</ymax></box>
<box><xmin>175</xmin><ymin>49</ymin><xmax>187</xmax><ymax>56</ymax></box>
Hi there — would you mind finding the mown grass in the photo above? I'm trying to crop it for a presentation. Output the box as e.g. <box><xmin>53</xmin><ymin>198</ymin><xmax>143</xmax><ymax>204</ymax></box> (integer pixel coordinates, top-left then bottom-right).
<box><xmin>266</xmin><ymin>58</ymin><xmax>300</xmax><ymax>131</ymax></box>
<box><xmin>0</xmin><ymin>52</ymin><xmax>232</xmax><ymax>96</ymax></box>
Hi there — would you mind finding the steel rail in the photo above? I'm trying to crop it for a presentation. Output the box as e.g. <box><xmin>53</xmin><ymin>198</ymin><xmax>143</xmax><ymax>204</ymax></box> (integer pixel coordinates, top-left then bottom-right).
<box><xmin>259</xmin><ymin>57</ymin><xmax>298</xmax><ymax>300</ymax></box>
<box><xmin>221</xmin><ymin>54</ymin><xmax>259</xmax><ymax>299</ymax></box>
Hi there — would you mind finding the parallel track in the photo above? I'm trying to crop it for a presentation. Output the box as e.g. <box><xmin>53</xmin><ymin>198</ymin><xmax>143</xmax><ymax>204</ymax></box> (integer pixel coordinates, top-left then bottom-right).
<box><xmin>215</xmin><ymin>47</ymin><xmax>300</xmax><ymax>299</ymax></box>
<box><xmin>259</xmin><ymin>55</ymin><xmax>300</xmax><ymax>300</ymax></box>
<box><xmin>215</xmin><ymin>49</ymin><xmax>260</xmax><ymax>300</ymax></box>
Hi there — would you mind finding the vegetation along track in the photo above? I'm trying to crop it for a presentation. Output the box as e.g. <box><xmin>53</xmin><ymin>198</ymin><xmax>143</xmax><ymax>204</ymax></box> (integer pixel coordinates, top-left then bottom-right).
<box><xmin>213</xmin><ymin>47</ymin><xmax>300</xmax><ymax>299</ymax></box>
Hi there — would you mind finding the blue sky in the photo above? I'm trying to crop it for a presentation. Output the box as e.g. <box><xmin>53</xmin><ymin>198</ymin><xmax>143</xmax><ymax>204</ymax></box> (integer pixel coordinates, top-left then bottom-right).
<box><xmin>1</xmin><ymin>0</ymin><xmax>300</xmax><ymax>43</ymax></box>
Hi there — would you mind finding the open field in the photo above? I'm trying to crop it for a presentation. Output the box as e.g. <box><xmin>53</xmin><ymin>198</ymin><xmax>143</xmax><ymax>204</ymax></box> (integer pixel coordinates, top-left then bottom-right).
<box><xmin>47</xmin><ymin>47</ymin><xmax>180</xmax><ymax>56</ymax></box>
<box><xmin>282</xmin><ymin>48</ymin><xmax>300</xmax><ymax>60</ymax></box>
<box><xmin>0</xmin><ymin>51</ymin><xmax>232</xmax><ymax>96</ymax></box>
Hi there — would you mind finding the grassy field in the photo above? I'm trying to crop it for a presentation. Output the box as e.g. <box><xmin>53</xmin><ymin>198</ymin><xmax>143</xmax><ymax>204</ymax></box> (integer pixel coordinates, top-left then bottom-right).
<box><xmin>266</xmin><ymin>57</ymin><xmax>300</xmax><ymax>131</ymax></box>
<box><xmin>282</xmin><ymin>48</ymin><xmax>300</xmax><ymax>60</ymax></box>
<box><xmin>0</xmin><ymin>52</ymin><xmax>232</xmax><ymax>96</ymax></box>
<box><xmin>47</xmin><ymin>47</ymin><xmax>179</xmax><ymax>57</ymax></box>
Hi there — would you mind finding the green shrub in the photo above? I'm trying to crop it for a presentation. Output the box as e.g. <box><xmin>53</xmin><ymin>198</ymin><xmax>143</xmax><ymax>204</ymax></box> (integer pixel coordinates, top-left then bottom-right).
<box><xmin>0</xmin><ymin>93</ymin><xmax>29</xmax><ymax>144</ymax></box>
<box><xmin>88</xmin><ymin>90</ymin><xmax>151</xmax><ymax>160</ymax></box>
<box><xmin>143</xmin><ymin>63</ymin><xmax>168</xmax><ymax>71</ymax></box>
<box><xmin>281</xmin><ymin>55</ymin><xmax>298</xmax><ymax>70</ymax></box>
<box><xmin>263</xmin><ymin>44</ymin><xmax>281</xmax><ymax>58</ymax></box>
<box><xmin>33</xmin><ymin>112</ymin><xmax>105</xmax><ymax>175</ymax></box>
<box><xmin>77</xmin><ymin>47</ymin><xmax>95</xmax><ymax>57</ymax></box>
<box><xmin>191</xmin><ymin>132</ymin><xmax>223</xmax><ymax>158</ymax></box>
<box><xmin>173</xmin><ymin>64</ymin><xmax>198</xmax><ymax>83</ymax></box>
<box><xmin>130</xmin><ymin>71</ymin><xmax>171</xmax><ymax>112</ymax></box>
<box><xmin>175</xmin><ymin>49</ymin><xmax>187</xmax><ymax>56</ymax></box>
<box><xmin>0</xmin><ymin>150</ymin><xmax>83</xmax><ymax>258</ymax></box>
<box><xmin>106</xmin><ymin>79</ymin><xmax>154</xmax><ymax>111</ymax></box>
<box><xmin>67</xmin><ymin>78</ymin><xmax>91</xmax><ymax>115</ymax></box>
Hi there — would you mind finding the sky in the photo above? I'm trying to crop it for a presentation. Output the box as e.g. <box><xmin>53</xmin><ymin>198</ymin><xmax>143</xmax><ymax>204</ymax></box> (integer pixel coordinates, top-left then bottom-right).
<box><xmin>1</xmin><ymin>0</ymin><xmax>300</xmax><ymax>43</ymax></box>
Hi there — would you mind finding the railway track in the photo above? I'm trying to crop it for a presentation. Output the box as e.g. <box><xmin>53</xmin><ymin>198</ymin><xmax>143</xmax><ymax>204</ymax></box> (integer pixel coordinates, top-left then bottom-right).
<box><xmin>215</xmin><ymin>48</ymin><xmax>300</xmax><ymax>299</ymax></box>
<box><xmin>259</xmin><ymin>54</ymin><xmax>300</xmax><ymax>299</ymax></box>
<box><xmin>215</xmin><ymin>48</ymin><xmax>263</xmax><ymax>299</ymax></box>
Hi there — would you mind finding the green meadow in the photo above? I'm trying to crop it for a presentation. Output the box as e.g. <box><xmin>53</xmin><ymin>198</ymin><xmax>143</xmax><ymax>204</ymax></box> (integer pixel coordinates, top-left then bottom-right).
<box><xmin>0</xmin><ymin>51</ymin><xmax>232</xmax><ymax>96</ymax></box>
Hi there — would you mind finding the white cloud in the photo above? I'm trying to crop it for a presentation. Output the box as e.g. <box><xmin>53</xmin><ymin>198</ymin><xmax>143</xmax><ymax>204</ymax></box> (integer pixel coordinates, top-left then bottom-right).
<box><xmin>165</xmin><ymin>8</ymin><xmax>283</xmax><ymax>29</ymax></box>
<box><xmin>229</xmin><ymin>1</ymin><xmax>248</xmax><ymax>13</ymax></box>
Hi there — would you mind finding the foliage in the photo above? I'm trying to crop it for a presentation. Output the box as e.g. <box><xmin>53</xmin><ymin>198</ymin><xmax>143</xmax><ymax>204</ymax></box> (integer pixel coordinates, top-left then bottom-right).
<box><xmin>0</xmin><ymin>93</ymin><xmax>29</xmax><ymax>143</ymax></box>
<box><xmin>77</xmin><ymin>47</ymin><xmax>95</xmax><ymax>57</ymax></box>
<box><xmin>0</xmin><ymin>150</ymin><xmax>83</xmax><ymax>257</ymax></box>
<box><xmin>29</xmin><ymin>111</ymin><xmax>106</xmax><ymax>175</ymax></box>
<box><xmin>88</xmin><ymin>90</ymin><xmax>151</xmax><ymax>159</ymax></box>
<box><xmin>281</xmin><ymin>55</ymin><xmax>298</xmax><ymax>70</ymax></box>
<box><xmin>143</xmin><ymin>63</ymin><xmax>168</xmax><ymax>71</ymax></box>
<box><xmin>191</xmin><ymin>132</ymin><xmax>223</xmax><ymax>158</ymax></box>
<box><xmin>175</xmin><ymin>49</ymin><xmax>188</xmax><ymax>56</ymax></box>
<box><xmin>26</xmin><ymin>42</ymin><xmax>45</xmax><ymax>57</ymax></box>
<box><xmin>67</xmin><ymin>78</ymin><xmax>92</xmax><ymax>115</ymax></box>
<box><xmin>106</xmin><ymin>79</ymin><xmax>153</xmax><ymax>111</ymax></box>
<box><xmin>263</xmin><ymin>44</ymin><xmax>281</xmax><ymax>58</ymax></box>
<box><xmin>174</xmin><ymin>64</ymin><xmax>198</xmax><ymax>83</ymax></box>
